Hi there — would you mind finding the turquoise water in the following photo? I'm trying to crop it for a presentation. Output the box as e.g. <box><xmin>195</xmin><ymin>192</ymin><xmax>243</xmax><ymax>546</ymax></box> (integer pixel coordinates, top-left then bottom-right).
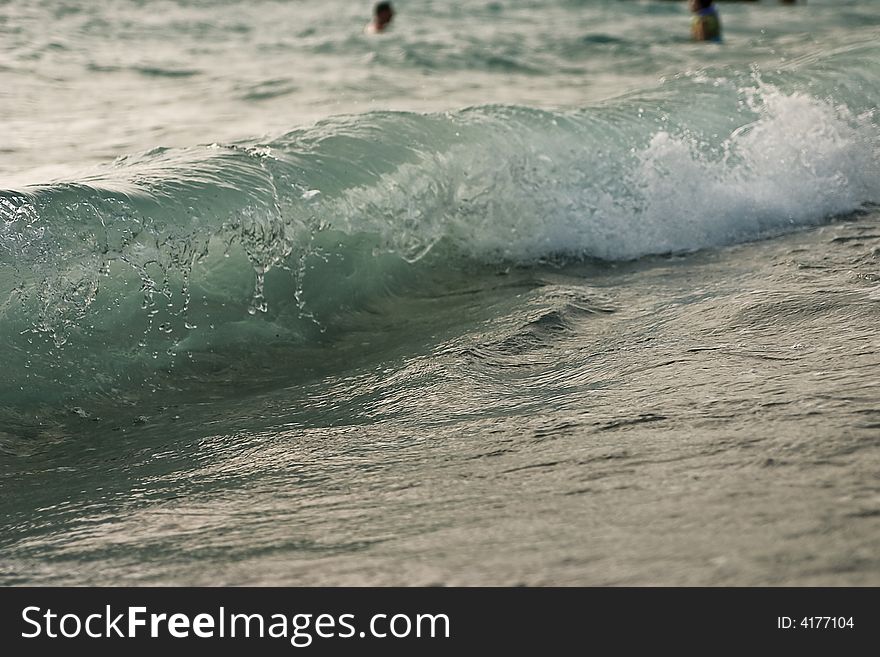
<box><xmin>1</xmin><ymin>0</ymin><xmax>879</xmax><ymax>585</ymax></box>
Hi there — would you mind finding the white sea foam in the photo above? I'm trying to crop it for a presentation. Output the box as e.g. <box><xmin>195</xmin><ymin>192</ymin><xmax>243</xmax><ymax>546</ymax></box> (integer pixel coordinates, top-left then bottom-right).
<box><xmin>316</xmin><ymin>79</ymin><xmax>879</xmax><ymax>264</ymax></box>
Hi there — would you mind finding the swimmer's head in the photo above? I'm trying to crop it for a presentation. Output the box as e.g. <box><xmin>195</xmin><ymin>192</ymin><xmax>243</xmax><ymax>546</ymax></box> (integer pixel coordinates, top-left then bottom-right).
<box><xmin>374</xmin><ymin>2</ymin><xmax>394</xmax><ymax>28</ymax></box>
<box><xmin>689</xmin><ymin>0</ymin><xmax>713</xmax><ymax>11</ymax></box>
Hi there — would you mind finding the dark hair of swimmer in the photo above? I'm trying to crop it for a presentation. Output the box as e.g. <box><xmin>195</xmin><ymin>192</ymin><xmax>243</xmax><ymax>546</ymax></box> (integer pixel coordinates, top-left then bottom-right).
<box><xmin>375</xmin><ymin>2</ymin><xmax>394</xmax><ymax>19</ymax></box>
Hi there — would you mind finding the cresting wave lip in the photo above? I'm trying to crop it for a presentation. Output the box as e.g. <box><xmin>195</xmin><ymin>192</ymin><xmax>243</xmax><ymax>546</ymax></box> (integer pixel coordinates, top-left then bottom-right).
<box><xmin>0</xmin><ymin>49</ymin><xmax>878</xmax><ymax>407</ymax></box>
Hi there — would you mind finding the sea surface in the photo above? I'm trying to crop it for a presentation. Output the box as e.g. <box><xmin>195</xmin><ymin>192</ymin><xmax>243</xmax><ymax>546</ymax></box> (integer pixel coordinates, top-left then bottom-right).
<box><xmin>1</xmin><ymin>0</ymin><xmax>879</xmax><ymax>585</ymax></box>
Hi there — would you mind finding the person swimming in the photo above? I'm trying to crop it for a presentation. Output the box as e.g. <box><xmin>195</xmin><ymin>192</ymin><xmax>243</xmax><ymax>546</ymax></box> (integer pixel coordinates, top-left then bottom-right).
<box><xmin>365</xmin><ymin>1</ymin><xmax>394</xmax><ymax>34</ymax></box>
<box><xmin>689</xmin><ymin>0</ymin><xmax>722</xmax><ymax>43</ymax></box>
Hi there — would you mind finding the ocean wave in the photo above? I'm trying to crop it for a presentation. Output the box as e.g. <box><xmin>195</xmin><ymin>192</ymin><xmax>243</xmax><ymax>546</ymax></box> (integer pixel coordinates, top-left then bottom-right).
<box><xmin>1</xmin><ymin>44</ymin><xmax>878</xmax><ymax>407</ymax></box>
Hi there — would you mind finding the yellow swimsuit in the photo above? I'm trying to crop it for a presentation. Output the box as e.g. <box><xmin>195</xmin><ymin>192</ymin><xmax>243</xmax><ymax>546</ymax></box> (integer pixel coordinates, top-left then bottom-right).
<box><xmin>692</xmin><ymin>7</ymin><xmax>722</xmax><ymax>43</ymax></box>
